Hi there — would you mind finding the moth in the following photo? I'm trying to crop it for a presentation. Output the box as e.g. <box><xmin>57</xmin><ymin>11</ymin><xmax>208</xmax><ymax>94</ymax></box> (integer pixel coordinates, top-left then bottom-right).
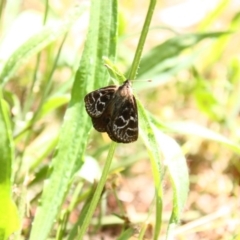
<box><xmin>84</xmin><ymin>80</ymin><xmax>138</xmax><ymax>143</ymax></box>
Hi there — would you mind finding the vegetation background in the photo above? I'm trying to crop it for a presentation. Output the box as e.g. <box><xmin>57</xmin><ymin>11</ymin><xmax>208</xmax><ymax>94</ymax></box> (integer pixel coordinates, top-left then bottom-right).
<box><xmin>0</xmin><ymin>0</ymin><xmax>240</xmax><ymax>239</ymax></box>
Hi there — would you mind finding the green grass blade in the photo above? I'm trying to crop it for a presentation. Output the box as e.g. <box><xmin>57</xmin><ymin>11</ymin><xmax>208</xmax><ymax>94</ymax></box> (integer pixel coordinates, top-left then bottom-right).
<box><xmin>135</xmin><ymin>32</ymin><xmax>230</xmax><ymax>86</ymax></box>
<box><xmin>0</xmin><ymin>4</ymin><xmax>86</xmax><ymax>84</ymax></box>
<box><xmin>150</xmin><ymin>116</ymin><xmax>240</xmax><ymax>154</ymax></box>
<box><xmin>199</xmin><ymin>11</ymin><xmax>240</xmax><ymax>68</ymax></box>
<box><xmin>138</xmin><ymin>101</ymin><xmax>163</xmax><ymax>240</ymax></box>
<box><xmin>76</xmin><ymin>142</ymin><xmax>117</xmax><ymax>239</ymax></box>
<box><xmin>117</xmin><ymin>228</ymin><xmax>136</xmax><ymax>240</ymax></box>
<box><xmin>139</xmin><ymin>104</ymin><xmax>189</xmax><ymax>239</ymax></box>
<box><xmin>198</xmin><ymin>0</ymin><xmax>230</xmax><ymax>30</ymax></box>
<box><xmin>0</xmin><ymin>95</ymin><xmax>20</xmax><ymax>239</ymax></box>
<box><xmin>166</xmin><ymin>121</ymin><xmax>240</xmax><ymax>154</ymax></box>
<box><xmin>28</xmin><ymin>0</ymin><xmax>117</xmax><ymax>239</ymax></box>
<box><xmin>151</xmin><ymin>131</ymin><xmax>188</xmax><ymax>239</ymax></box>
<box><xmin>39</xmin><ymin>95</ymin><xmax>70</xmax><ymax>119</ymax></box>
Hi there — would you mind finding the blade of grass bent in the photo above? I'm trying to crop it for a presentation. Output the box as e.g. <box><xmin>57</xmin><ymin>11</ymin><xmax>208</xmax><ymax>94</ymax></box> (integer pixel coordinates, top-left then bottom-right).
<box><xmin>0</xmin><ymin>4</ymin><xmax>86</xmax><ymax>85</ymax></box>
<box><xmin>29</xmin><ymin>0</ymin><xmax>117</xmax><ymax>239</ymax></box>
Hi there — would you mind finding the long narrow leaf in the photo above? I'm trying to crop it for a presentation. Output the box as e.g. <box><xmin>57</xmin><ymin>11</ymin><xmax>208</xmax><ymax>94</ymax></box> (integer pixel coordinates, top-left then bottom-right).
<box><xmin>138</xmin><ymin>101</ymin><xmax>163</xmax><ymax>239</ymax></box>
<box><xmin>134</xmin><ymin>32</ymin><xmax>231</xmax><ymax>89</ymax></box>
<box><xmin>151</xmin><ymin>129</ymin><xmax>189</xmax><ymax>239</ymax></box>
<box><xmin>0</xmin><ymin>4</ymin><xmax>87</xmax><ymax>84</ymax></box>
<box><xmin>166</xmin><ymin>121</ymin><xmax>240</xmax><ymax>154</ymax></box>
<box><xmin>139</xmin><ymin>105</ymin><xmax>189</xmax><ymax>239</ymax></box>
<box><xmin>29</xmin><ymin>0</ymin><xmax>117</xmax><ymax>239</ymax></box>
<box><xmin>0</xmin><ymin>97</ymin><xmax>20</xmax><ymax>239</ymax></box>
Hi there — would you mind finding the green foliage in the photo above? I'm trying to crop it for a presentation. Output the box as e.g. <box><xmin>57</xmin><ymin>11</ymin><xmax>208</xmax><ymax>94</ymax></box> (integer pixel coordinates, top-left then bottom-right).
<box><xmin>29</xmin><ymin>0</ymin><xmax>118</xmax><ymax>239</ymax></box>
<box><xmin>0</xmin><ymin>97</ymin><xmax>20</xmax><ymax>239</ymax></box>
<box><xmin>0</xmin><ymin>0</ymin><xmax>239</xmax><ymax>239</ymax></box>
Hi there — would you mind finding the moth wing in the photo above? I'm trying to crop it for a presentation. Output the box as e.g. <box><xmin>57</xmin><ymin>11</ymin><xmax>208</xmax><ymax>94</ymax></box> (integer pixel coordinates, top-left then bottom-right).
<box><xmin>107</xmin><ymin>96</ymin><xmax>138</xmax><ymax>143</ymax></box>
<box><xmin>91</xmin><ymin>113</ymin><xmax>110</xmax><ymax>132</ymax></box>
<box><xmin>84</xmin><ymin>85</ymin><xmax>117</xmax><ymax>118</ymax></box>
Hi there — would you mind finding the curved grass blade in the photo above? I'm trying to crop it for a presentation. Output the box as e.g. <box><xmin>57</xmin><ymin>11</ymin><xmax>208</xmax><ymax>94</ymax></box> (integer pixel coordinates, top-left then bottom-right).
<box><xmin>0</xmin><ymin>4</ymin><xmax>87</xmax><ymax>84</ymax></box>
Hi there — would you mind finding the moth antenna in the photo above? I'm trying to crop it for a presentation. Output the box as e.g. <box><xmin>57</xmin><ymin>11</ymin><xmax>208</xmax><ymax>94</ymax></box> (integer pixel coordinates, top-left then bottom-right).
<box><xmin>129</xmin><ymin>79</ymin><xmax>152</xmax><ymax>83</ymax></box>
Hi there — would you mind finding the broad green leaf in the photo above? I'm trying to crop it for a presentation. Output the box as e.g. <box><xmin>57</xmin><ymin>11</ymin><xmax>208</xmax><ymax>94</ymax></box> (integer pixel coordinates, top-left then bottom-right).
<box><xmin>29</xmin><ymin>0</ymin><xmax>117</xmax><ymax>239</ymax></box>
<box><xmin>0</xmin><ymin>97</ymin><xmax>20</xmax><ymax>239</ymax></box>
<box><xmin>0</xmin><ymin>4</ymin><xmax>87</xmax><ymax>84</ymax></box>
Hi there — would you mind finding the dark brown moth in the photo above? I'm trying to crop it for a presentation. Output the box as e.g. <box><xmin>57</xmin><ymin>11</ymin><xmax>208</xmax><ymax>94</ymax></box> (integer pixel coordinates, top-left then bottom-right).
<box><xmin>84</xmin><ymin>80</ymin><xmax>138</xmax><ymax>143</ymax></box>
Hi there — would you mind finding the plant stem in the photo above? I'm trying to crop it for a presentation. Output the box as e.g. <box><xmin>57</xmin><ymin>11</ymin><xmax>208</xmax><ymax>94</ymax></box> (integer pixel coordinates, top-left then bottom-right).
<box><xmin>77</xmin><ymin>142</ymin><xmax>117</xmax><ymax>239</ymax></box>
<box><xmin>78</xmin><ymin>0</ymin><xmax>157</xmax><ymax>238</ymax></box>
<box><xmin>128</xmin><ymin>0</ymin><xmax>157</xmax><ymax>80</ymax></box>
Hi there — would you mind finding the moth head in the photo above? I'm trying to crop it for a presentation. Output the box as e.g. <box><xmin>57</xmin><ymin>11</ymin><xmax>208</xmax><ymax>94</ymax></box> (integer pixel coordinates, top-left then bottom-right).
<box><xmin>118</xmin><ymin>80</ymin><xmax>133</xmax><ymax>97</ymax></box>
